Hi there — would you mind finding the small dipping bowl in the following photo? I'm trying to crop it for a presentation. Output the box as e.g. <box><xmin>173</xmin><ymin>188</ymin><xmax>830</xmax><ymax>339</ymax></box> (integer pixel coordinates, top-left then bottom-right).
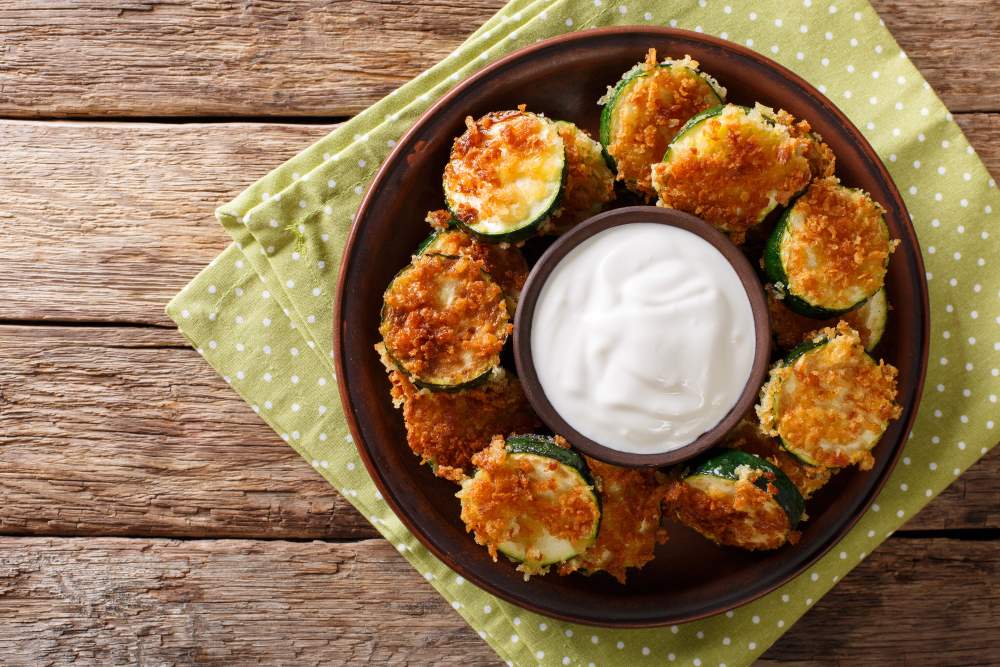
<box><xmin>513</xmin><ymin>206</ymin><xmax>772</xmax><ymax>468</ymax></box>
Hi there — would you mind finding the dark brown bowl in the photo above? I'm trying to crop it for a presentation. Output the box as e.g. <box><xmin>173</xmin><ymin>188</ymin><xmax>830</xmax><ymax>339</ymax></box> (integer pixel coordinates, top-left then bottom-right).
<box><xmin>334</xmin><ymin>27</ymin><xmax>928</xmax><ymax>627</ymax></box>
<box><xmin>512</xmin><ymin>206</ymin><xmax>772</xmax><ymax>468</ymax></box>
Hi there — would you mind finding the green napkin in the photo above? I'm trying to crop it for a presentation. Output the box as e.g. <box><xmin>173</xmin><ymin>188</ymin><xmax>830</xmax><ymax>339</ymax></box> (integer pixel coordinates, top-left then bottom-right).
<box><xmin>167</xmin><ymin>0</ymin><xmax>998</xmax><ymax>664</ymax></box>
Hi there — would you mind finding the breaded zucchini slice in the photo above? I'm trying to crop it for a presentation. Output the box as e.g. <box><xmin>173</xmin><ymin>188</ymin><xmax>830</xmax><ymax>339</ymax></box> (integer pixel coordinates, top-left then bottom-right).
<box><xmin>767</xmin><ymin>284</ymin><xmax>889</xmax><ymax>352</ymax></box>
<box><xmin>764</xmin><ymin>177</ymin><xmax>895</xmax><ymax>318</ymax></box>
<box><xmin>666</xmin><ymin>449</ymin><xmax>804</xmax><ymax>551</ymax></box>
<box><xmin>756</xmin><ymin>322</ymin><xmax>902</xmax><ymax>470</ymax></box>
<box><xmin>599</xmin><ymin>49</ymin><xmax>725</xmax><ymax>199</ymax></box>
<box><xmin>558</xmin><ymin>458</ymin><xmax>668</xmax><ymax>584</ymax></box>
<box><xmin>540</xmin><ymin>121</ymin><xmax>616</xmax><ymax>236</ymax></box>
<box><xmin>417</xmin><ymin>223</ymin><xmax>529</xmax><ymax>309</ymax></box>
<box><xmin>458</xmin><ymin>435</ymin><xmax>602</xmax><ymax>577</ymax></box>
<box><xmin>651</xmin><ymin>103</ymin><xmax>814</xmax><ymax>240</ymax></box>
<box><xmin>443</xmin><ymin>108</ymin><xmax>566</xmax><ymax>243</ymax></box>
<box><xmin>376</xmin><ymin>346</ymin><xmax>541</xmax><ymax>483</ymax></box>
<box><xmin>725</xmin><ymin>417</ymin><xmax>835</xmax><ymax>500</ymax></box>
<box><xmin>379</xmin><ymin>254</ymin><xmax>510</xmax><ymax>390</ymax></box>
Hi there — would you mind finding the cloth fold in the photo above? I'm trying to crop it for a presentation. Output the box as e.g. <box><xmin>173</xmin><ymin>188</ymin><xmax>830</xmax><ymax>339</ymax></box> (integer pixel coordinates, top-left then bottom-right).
<box><xmin>167</xmin><ymin>1</ymin><xmax>998</xmax><ymax>664</ymax></box>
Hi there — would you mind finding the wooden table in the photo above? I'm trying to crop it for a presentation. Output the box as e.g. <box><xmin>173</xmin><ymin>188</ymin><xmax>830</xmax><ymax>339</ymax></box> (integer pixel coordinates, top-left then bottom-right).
<box><xmin>0</xmin><ymin>2</ymin><xmax>996</xmax><ymax>664</ymax></box>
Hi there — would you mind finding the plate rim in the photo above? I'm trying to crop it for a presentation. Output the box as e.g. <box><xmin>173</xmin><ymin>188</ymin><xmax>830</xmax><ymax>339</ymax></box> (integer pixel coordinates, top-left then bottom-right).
<box><xmin>333</xmin><ymin>25</ymin><xmax>930</xmax><ymax>627</ymax></box>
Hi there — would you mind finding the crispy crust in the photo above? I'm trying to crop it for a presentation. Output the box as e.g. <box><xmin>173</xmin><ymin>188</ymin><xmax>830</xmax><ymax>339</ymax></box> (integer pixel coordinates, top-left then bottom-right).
<box><xmin>558</xmin><ymin>458</ymin><xmax>668</xmax><ymax>583</ymax></box>
<box><xmin>421</xmin><ymin>223</ymin><xmax>529</xmax><ymax>306</ymax></box>
<box><xmin>651</xmin><ymin>104</ymin><xmax>813</xmax><ymax>240</ymax></box>
<box><xmin>756</xmin><ymin>322</ymin><xmax>902</xmax><ymax>470</ymax></box>
<box><xmin>458</xmin><ymin>436</ymin><xmax>601</xmax><ymax>576</ymax></box>
<box><xmin>542</xmin><ymin>122</ymin><xmax>616</xmax><ymax>235</ymax></box>
<box><xmin>725</xmin><ymin>416</ymin><xmax>834</xmax><ymax>500</ymax></box>
<box><xmin>606</xmin><ymin>49</ymin><xmax>721</xmax><ymax>199</ymax></box>
<box><xmin>766</xmin><ymin>284</ymin><xmax>883</xmax><ymax>350</ymax></box>
<box><xmin>425</xmin><ymin>209</ymin><xmax>454</xmax><ymax>231</ymax></box>
<box><xmin>377</xmin><ymin>345</ymin><xmax>541</xmax><ymax>482</ymax></box>
<box><xmin>379</xmin><ymin>254</ymin><xmax>509</xmax><ymax>385</ymax></box>
<box><xmin>664</xmin><ymin>471</ymin><xmax>797</xmax><ymax>550</ymax></box>
<box><xmin>444</xmin><ymin>109</ymin><xmax>564</xmax><ymax>232</ymax></box>
<box><xmin>780</xmin><ymin>177</ymin><xmax>893</xmax><ymax>310</ymax></box>
<box><xmin>775</xmin><ymin>108</ymin><xmax>836</xmax><ymax>179</ymax></box>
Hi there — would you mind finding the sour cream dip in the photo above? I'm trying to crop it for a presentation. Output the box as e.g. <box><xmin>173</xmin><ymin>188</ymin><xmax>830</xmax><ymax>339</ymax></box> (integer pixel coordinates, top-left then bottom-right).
<box><xmin>530</xmin><ymin>222</ymin><xmax>756</xmax><ymax>454</ymax></box>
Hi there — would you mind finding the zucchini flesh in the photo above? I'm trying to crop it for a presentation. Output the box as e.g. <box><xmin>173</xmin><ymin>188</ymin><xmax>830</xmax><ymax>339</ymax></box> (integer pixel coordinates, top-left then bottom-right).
<box><xmin>756</xmin><ymin>324</ymin><xmax>901</xmax><ymax>470</ymax></box>
<box><xmin>651</xmin><ymin>103</ymin><xmax>814</xmax><ymax>238</ymax></box>
<box><xmin>458</xmin><ymin>436</ymin><xmax>601</xmax><ymax>574</ymax></box>
<box><xmin>599</xmin><ymin>51</ymin><xmax>724</xmax><ymax>199</ymax></box>
<box><xmin>763</xmin><ymin>177</ymin><xmax>891</xmax><ymax>317</ymax></box>
<box><xmin>444</xmin><ymin>110</ymin><xmax>565</xmax><ymax>243</ymax></box>
<box><xmin>379</xmin><ymin>254</ymin><xmax>509</xmax><ymax>390</ymax></box>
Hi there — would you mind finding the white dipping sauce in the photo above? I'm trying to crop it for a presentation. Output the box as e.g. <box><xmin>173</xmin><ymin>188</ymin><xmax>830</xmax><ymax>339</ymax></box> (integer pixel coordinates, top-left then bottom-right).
<box><xmin>531</xmin><ymin>223</ymin><xmax>756</xmax><ymax>454</ymax></box>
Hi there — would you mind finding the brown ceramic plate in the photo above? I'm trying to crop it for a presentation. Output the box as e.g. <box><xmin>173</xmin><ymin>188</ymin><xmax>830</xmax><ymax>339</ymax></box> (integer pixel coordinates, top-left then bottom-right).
<box><xmin>334</xmin><ymin>27</ymin><xmax>929</xmax><ymax>627</ymax></box>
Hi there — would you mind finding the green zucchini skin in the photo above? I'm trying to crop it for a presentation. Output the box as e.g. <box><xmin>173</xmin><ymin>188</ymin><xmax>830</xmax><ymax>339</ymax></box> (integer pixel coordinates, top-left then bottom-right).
<box><xmin>686</xmin><ymin>449</ymin><xmax>805</xmax><ymax>528</ymax></box>
<box><xmin>599</xmin><ymin>64</ymin><xmax>725</xmax><ymax>172</ymax></box>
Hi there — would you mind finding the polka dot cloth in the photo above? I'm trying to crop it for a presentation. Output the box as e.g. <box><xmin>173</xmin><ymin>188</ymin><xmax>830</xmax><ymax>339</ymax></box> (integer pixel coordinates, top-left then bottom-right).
<box><xmin>167</xmin><ymin>0</ymin><xmax>998</xmax><ymax>665</ymax></box>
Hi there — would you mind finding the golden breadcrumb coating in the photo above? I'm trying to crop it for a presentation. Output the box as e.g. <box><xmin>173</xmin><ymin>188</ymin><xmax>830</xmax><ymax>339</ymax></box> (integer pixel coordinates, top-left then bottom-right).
<box><xmin>780</xmin><ymin>177</ymin><xmax>894</xmax><ymax>310</ymax></box>
<box><xmin>541</xmin><ymin>122</ymin><xmax>616</xmax><ymax>235</ymax></box>
<box><xmin>379</xmin><ymin>254</ymin><xmax>509</xmax><ymax>385</ymax></box>
<box><xmin>376</xmin><ymin>346</ymin><xmax>541</xmax><ymax>482</ymax></box>
<box><xmin>558</xmin><ymin>458</ymin><xmax>668</xmax><ymax>583</ymax></box>
<box><xmin>652</xmin><ymin>104</ymin><xmax>814</xmax><ymax>241</ymax></box>
<box><xmin>766</xmin><ymin>285</ymin><xmax>885</xmax><ymax>351</ymax></box>
<box><xmin>757</xmin><ymin>322</ymin><xmax>902</xmax><ymax>470</ymax></box>
<box><xmin>725</xmin><ymin>416</ymin><xmax>834</xmax><ymax>500</ymax></box>
<box><xmin>458</xmin><ymin>436</ymin><xmax>601</xmax><ymax>577</ymax></box>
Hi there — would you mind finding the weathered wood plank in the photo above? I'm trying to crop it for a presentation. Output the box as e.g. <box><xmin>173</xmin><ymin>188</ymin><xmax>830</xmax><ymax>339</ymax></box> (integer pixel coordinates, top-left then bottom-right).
<box><xmin>0</xmin><ymin>120</ymin><xmax>334</xmax><ymax>326</ymax></box>
<box><xmin>0</xmin><ymin>1</ymin><xmax>996</xmax><ymax>117</ymax></box>
<box><xmin>0</xmin><ymin>535</ymin><xmax>995</xmax><ymax>665</ymax></box>
<box><xmin>0</xmin><ymin>325</ymin><xmax>995</xmax><ymax>540</ymax></box>
<box><xmin>2</xmin><ymin>116</ymin><xmax>998</xmax><ymax>327</ymax></box>
<box><xmin>0</xmin><ymin>325</ymin><xmax>376</xmax><ymax>540</ymax></box>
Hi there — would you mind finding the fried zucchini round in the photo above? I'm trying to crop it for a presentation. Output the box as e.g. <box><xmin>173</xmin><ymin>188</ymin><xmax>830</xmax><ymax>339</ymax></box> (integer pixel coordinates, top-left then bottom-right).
<box><xmin>558</xmin><ymin>457</ymin><xmax>668</xmax><ymax>583</ymax></box>
<box><xmin>458</xmin><ymin>435</ymin><xmax>602</xmax><ymax>577</ymax></box>
<box><xmin>767</xmin><ymin>284</ymin><xmax>889</xmax><ymax>352</ymax></box>
<box><xmin>651</xmin><ymin>103</ymin><xmax>814</xmax><ymax>240</ymax></box>
<box><xmin>379</xmin><ymin>254</ymin><xmax>509</xmax><ymax>390</ymax></box>
<box><xmin>444</xmin><ymin>109</ymin><xmax>566</xmax><ymax>243</ymax></box>
<box><xmin>756</xmin><ymin>323</ymin><xmax>902</xmax><ymax>470</ymax></box>
<box><xmin>666</xmin><ymin>450</ymin><xmax>804</xmax><ymax>550</ymax></box>
<box><xmin>377</xmin><ymin>346</ymin><xmax>541</xmax><ymax>482</ymax></box>
<box><xmin>600</xmin><ymin>49</ymin><xmax>725</xmax><ymax>199</ymax></box>
<box><xmin>764</xmin><ymin>177</ymin><xmax>894</xmax><ymax>317</ymax></box>
<box><xmin>540</xmin><ymin>121</ymin><xmax>616</xmax><ymax>236</ymax></box>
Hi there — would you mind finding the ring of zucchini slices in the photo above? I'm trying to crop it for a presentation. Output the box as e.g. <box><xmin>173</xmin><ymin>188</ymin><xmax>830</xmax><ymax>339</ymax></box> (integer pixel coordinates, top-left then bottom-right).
<box><xmin>756</xmin><ymin>322</ymin><xmax>902</xmax><ymax>471</ymax></box>
<box><xmin>650</xmin><ymin>103</ymin><xmax>817</xmax><ymax>240</ymax></box>
<box><xmin>764</xmin><ymin>177</ymin><xmax>895</xmax><ymax>318</ymax></box>
<box><xmin>379</xmin><ymin>253</ymin><xmax>510</xmax><ymax>390</ymax></box>
<box><xmin>458</xmin><ymin>435</ymin><xmax>602</xmax><ymax>577</ymax></box>
<box><xmin>599</xmin><ymin>49</ymin><xmax>725</xmax><ymax>199</ymax></box>
<box><xmin>444</xmin><ymin>108</ymin><xmax>566</xmax><ymax>243</ymax></box>
<box><xmin>666</xmin><ymin>449</ymin><xmax>805</xmax><ymax>551</ymax></box>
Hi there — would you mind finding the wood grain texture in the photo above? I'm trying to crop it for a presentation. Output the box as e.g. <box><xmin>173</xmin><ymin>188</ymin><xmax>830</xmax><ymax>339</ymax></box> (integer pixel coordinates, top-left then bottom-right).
<box><xmin>0</xmin><ymin>0</ymin><xmax>996</xmax><ymax>118</ymax></box>
<box><xmin>2</xmin><ymin>116</ymin><xmax>998</xmax><ymax>327</ymax></box>
<box><xmin>0</xmin><ymin>120</ymin><xmax>333</xmax><ymax>326</ymax></box>
<box><xmin>0</xmin><ymin>535</ymin><xmax>995</xmax><ymax>666</ymax></box>
<box><xmin>0</xmin><ymin>324</ymin><xmax>996</xmax><ymax>541</ymax></box>
<box><xmin>0</xmin><ymin>325</ymin><xmax>375</xmax><ymax>540</ymax></box>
